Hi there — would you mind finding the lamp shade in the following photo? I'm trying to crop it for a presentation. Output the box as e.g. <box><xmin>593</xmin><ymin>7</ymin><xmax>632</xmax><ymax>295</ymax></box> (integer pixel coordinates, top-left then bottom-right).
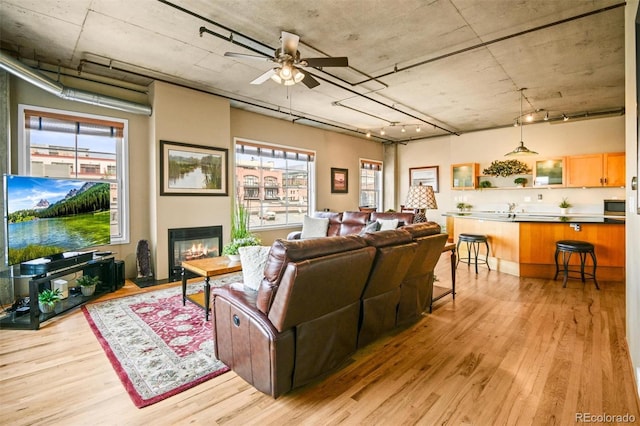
<box><xmin>405</xmin><ymin>184</ymin><xmax>438</xmax><ymax>210</ymax></box>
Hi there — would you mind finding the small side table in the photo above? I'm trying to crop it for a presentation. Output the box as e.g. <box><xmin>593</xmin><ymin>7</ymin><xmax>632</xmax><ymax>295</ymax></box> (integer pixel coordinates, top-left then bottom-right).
<box><xmin>181</xmin><ymin>256</ymin><xmax>242</xmax><ymax>320</ymax></box>
<box><xmin>430</xmin><ymin>242</ymin><xmax>456</xmax><ymax>312</ymax></box>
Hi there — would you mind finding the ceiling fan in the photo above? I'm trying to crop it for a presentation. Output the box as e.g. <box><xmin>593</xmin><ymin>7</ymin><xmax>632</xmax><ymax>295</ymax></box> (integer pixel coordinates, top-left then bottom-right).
<box><xmin>224</xmin><ymin>31</ymin><xmax>348</xmax><ymax>88</ymax></box>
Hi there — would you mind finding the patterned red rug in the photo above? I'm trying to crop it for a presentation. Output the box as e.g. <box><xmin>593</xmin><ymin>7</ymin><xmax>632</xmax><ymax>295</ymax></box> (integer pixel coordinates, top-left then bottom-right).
<box><xmin>82</xmin><ymin>273</ymin><xmax>242</xmax><ymax>408</ymax></box>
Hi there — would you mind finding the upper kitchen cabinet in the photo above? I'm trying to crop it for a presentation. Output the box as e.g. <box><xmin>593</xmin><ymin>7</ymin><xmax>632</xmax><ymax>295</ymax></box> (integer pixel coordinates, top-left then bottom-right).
<box><xmin>451</xmin><ymin>163</ymin><xmax>479</xmax><ymax>189</ymax></box>
<box><xmin>566</xmin><ymin>152</ymin><xmax>625</xmax><ymax>188</ymax></box>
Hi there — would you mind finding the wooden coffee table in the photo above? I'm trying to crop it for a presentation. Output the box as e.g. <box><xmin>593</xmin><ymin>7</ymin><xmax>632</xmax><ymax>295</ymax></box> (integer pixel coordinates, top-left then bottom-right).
<box><xmin>181</xmin><ymin>256</ymin><xmax>242</xmax><ymax>320</ymax></box>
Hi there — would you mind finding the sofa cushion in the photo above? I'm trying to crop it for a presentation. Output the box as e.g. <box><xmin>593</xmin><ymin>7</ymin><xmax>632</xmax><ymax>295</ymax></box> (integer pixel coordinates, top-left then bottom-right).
<box><xmin>301</xmin><ymin>215</ymin><xmax>330</xmax><ymax>239</ymax></box>
<box><xmin>362</xmin><ymin>228</ymin><xmax>413</xmax><ymax>248</ymax></box>
<box><xmin>312</xmin><ymin>211</ymin><xmax>343</xmax><ymax>236</ymax></box>
<box><xmin>371</xmin><ymin>212</ymin><xmax>415</xmax><ymax>225</ymax></box>
<box><xmin>358</xmin><ymin>221</ymin><xmax>381</xmax><ymax>235</ymax></box>
<box><xmin>340</xmin><ymin>211</ymin><xmax>370</xmax><ymax>235</ymax></box>
<box><xmin>238</xmin><ymin>245</ymin><xmax>271</xmax><ymax>291</ymax></box>
<box><xmin>377</xmin><ymin>218</ymin><xmax>399</xmax><ymax>231</ymax></box>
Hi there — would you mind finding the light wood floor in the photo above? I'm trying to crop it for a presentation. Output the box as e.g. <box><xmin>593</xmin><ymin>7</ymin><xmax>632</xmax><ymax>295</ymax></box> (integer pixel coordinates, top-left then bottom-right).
<box><xmin>1</xmin><ymin>253</ymin><xmax>639</xmax><ymax>425</ymax></box>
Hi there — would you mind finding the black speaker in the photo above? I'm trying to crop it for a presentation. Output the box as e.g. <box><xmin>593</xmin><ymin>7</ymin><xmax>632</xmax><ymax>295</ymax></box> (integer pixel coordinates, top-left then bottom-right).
<box><xmin>114</xmin><ymin>260</ymin><xmax>125</xmax><ymax>290</ymax></box>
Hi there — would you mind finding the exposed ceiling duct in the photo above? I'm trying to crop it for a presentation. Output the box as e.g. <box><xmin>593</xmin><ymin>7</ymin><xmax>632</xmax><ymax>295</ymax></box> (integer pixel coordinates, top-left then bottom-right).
<box><xmin>0</xmin><ymin>51</ymin><xmax>152</xmax><ymax>116</ymax></box>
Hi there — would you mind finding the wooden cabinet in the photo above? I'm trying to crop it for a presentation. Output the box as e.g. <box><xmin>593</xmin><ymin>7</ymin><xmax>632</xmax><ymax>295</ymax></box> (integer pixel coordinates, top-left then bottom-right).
<box><xmin>566</xmin><ymin>152</ymin><xmax>625</xmax><ymax>187</ymax></box>
<box><xmin>533</xmin><ymin>157</ymin><xmax>565</xmax><ymax>186</ymax></box>
<box><xmin>451</xmin><ymin>163</ymin><xmax>479</xmax><ymax>189</ymax></box>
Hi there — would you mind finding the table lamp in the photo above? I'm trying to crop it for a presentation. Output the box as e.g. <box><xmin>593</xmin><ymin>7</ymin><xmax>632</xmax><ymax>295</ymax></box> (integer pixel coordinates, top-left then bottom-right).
<box><xmin>405</xmin><ymin>183</ymin><xmax>438</xmax><ymax>223</ymax></box>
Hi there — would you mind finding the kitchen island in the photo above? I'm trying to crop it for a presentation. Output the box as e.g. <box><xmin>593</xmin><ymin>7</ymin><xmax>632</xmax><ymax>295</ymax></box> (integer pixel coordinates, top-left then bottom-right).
<box><xmin>445</xmin><ymin>212</ymin><xmax>625</xmax><ymax>281</ymax></box>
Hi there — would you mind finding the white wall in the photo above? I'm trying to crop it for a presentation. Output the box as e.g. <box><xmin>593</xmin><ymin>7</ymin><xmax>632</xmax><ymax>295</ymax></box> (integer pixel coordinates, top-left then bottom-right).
<box><xmin>398</xmin><ymin>116</ymin><xmax>625</xmax><ymax>230</ymax></box>
<box><xmin>625</xmin><ymin>0</ymin><xmax>640</xmax><ymax>396</ymax></box>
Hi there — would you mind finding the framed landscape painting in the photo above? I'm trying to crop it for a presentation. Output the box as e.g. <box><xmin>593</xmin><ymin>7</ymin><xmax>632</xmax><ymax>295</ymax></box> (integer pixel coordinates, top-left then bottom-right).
<box><xmin>409</xmin><ymin>166</ymin><xmax>439</xmax><ymax>193</ymax></box>
<box><xmin>160</xmin><ymin>140</ymin><xmax>228</xmax><ymax>196</ymax></box>
<box><xmin>331</xmin><ymin>167</ymin><xmax>348</xmax><ymax>193</ymax></box>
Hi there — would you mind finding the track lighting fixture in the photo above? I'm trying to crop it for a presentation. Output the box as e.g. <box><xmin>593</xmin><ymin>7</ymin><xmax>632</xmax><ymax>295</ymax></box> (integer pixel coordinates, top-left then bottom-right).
<box><xmin>563</xmin><ymin>114</ymin><xmax>569</xmax><ymax>121</ymax></box>
<box><xmin>544</xmin><ymin>112</ymin><xmax>549</xmax><ymax>121</ymax></box>
<box><xmin>401</xmin><ymin>126</ymin><xmax>406</xmax><ymax>133</ymax></box>
<box><xmin>416</xmin><ymin>126</ymin><xmax>421</xmax><ymax>132</ymax></box>
<box><xmin>365</xmin><ymin>130</ymin><xmax>371</xmax><ymax>138</ymax></box>
<box><xmin>380</xmin><ymin>128</ymin><xmax>385</xmax><ymax>136</ymax></box>
<box><xmin>505</xmin><ymin>89</ymin><xmax>539</xmax><ymax>156</ymax></box>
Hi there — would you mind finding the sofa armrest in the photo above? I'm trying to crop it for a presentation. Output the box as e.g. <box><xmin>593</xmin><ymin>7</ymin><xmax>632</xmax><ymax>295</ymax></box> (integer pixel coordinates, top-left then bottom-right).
<box><xmin>212</xmin><ymin>286</ymin><xmax>295</xmax><ymax>398</ymax></box>
<box><xmin>287</xmin><ymin>231</ymin><xmax>302</xmax><ymax>240</ymax></box>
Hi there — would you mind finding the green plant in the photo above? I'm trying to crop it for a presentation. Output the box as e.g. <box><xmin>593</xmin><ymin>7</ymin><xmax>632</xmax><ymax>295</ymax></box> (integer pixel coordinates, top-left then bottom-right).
<box><xmin>559</xmin><ymin>198</ymin><xmax>571</xmax><ymax>208</ymax></box>
<box><xmin>223</xmin><ymin>200</ymin><xmax>261</xmax><ymax>255</ymax></box>
<box><xmin>456</xmin><ymin>202</ymin><xmax>472</xmax><ymax>211</ymax></box>
<box><xmin>482</xmin><ymin>159</ymin><xmax>530</xmax><ymax>177</ymax></box>
<box><xmin>38</xmin><ymin>288</ymin><xmax>61</xmax><ymax>305</ymax></box>
<box><xmin>222</xmin><ymin>235</ymin><xmax>261</xmax><ymax>256</ymax></box>
<box><xmin>514</xmin><ymin>177</ymin><xmax>527</xmax><ymax>186</ymax></box>
<box><xmin>479</xmin><ymin>180</ymin><xmax>492</xmax><ymax>189</ymax></box>
<box><xmin>77</xmin><ymin>275</ymin><xmax>101</xmax><ymax>287</ymax></box>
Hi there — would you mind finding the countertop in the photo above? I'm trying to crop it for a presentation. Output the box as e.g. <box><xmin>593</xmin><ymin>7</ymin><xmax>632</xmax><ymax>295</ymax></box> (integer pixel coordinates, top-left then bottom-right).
<box><xmin>444</xmin><ymin>211</ymin><xmax>625</xmax><ymax>224</ymax></box>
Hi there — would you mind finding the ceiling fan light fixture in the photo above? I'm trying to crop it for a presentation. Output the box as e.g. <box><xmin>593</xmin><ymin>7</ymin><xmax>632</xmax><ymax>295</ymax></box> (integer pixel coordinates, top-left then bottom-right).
<box><xmin>279</xmin><ymin>63</ymin><xmax>293</xmax><ymax>80</ymax></box>
<box><xmin>292</xmin><ymin>68</ymin><xmax>304</xmax><ymax>83</ymax></box>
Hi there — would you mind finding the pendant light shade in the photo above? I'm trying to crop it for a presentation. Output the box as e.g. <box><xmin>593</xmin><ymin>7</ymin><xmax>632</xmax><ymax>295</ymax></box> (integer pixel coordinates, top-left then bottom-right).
<box><xmin>505</xmin><ymin>89</ymin><xmax>538</xmax><ymax>156</ymax></box>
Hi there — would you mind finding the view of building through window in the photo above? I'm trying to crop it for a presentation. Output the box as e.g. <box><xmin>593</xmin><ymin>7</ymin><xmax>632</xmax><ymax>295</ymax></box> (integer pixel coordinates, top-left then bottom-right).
<box><xmin>360</xmin><ymin>159</ymin><xmax>383</xmax><ymax>211</ymax></box>
<box><xmin>19</xmin><ymin>106</ymin><xmax>129</xmax><ymax>243</ymax></box>
<box><xmin>235</xmin><ymin>140</ymin><xmax>315</xmax><ymax>228</ymax></box>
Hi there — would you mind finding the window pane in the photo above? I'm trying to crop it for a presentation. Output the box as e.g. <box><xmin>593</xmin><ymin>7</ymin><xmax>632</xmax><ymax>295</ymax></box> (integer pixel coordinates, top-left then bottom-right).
<box><xmin>236</xmin><ymin>141</ymin><xmax>314</xmax><ymax>228</ymax></box>
<box><xmin>21</xmin><ymin>107</ymin><xmax>128</xmax><ymax>243</ymax></box>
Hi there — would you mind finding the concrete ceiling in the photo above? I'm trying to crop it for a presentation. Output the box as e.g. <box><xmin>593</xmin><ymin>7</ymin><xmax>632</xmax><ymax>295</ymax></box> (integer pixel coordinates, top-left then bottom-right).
<box><xmin>0</xmin><ymin>0</ymin><xmax>626</xmax><ymax>143</ymax></box>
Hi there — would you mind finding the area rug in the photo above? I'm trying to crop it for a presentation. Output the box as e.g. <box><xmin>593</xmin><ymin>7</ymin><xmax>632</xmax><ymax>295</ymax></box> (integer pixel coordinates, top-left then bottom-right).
<box><xmin>82</xmin><ymin>272</ymin><xmax>242</xmax><ymax>408</ymax></box>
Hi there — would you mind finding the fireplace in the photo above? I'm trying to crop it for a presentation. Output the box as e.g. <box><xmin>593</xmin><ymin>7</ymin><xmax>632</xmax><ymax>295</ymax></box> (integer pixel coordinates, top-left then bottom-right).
<box><xmin>168</xmin><ymin>226</ymin><xmax>223</xmax><ymax>281</ymax></box>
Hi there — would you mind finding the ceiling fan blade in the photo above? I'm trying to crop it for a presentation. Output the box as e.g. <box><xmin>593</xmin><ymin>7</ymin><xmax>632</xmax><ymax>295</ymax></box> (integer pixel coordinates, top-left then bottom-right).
<box><xmin>302</xmin><ymin>57</ymin><xmax>349</xmax><ymax>68</ymax></box>
<box><xmin>225</xmin><ymin>52</ymin><xmax>272</xmax><ymax>62</ymax></box>
<box><xmin>281</xmin><ymin>31</ymin><xmax>300</xmax><ymax>56</ymax></box>
<box><xmin>250</xmin><ymin>69</ymin><xmax>276</xmax><ymax>85</ymax></box>
<box><xmin>301</xmin><ymin>73</ymin><xmax>320</xmax><ymax>89</ymax></box>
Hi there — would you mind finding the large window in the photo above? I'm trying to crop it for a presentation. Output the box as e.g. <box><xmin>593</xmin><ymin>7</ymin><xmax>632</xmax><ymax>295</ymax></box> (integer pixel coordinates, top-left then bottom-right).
<box><xmin>359</xmin><ymin>159</ymin><xmax>382</xmax><ymax>211</ymax></box>
<box><xmin>235</xmin><ymin>139</ymin><xmax>315</xmax><ymax>228</ymax></box>
<box><xmin>18</xmin><ymin>105</ymin><xmax>129</xmax><ymax>244</ymax></box>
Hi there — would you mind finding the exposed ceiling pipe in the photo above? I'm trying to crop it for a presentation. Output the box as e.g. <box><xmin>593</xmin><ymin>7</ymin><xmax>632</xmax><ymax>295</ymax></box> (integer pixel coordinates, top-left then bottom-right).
<box><xmin>0</xmin><ymin>51</ymin><xmax>152</xmax><ymax>116</ymax></box>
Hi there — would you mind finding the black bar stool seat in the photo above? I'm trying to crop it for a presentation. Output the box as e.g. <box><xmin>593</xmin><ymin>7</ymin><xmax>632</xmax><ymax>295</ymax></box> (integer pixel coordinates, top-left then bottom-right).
<box><xmin>456</xmin><ymin>233</ymin><xmax>490</xmax><ymax>274</ymax></box>
<box><xmin>554</xmin><ymin>240</ymin><xmax>599</xmax><ymax>289</ymax></box>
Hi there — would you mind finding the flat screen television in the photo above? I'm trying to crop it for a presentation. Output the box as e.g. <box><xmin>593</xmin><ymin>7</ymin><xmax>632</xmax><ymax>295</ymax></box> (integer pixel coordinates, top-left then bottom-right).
<box><xmin>4</xmin><ymin>174</ymin><xmax>111</xmax><ymax>267</ymax></box>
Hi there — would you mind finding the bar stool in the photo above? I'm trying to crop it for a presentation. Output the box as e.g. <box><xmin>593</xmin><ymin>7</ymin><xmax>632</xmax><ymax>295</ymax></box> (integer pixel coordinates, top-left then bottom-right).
<box><xmin>456</xmin><ymin>233</ymin><xmax>490</xmax><ymax>274</ymax></box>
<box><xmin>554</xmin><ymin>240</ymin><xmax>599</xmax><ymax>290</ymax></box>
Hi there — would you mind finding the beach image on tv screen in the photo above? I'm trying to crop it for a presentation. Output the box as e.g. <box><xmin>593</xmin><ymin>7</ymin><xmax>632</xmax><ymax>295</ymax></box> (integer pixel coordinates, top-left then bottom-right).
<box><xmin>6</xmin><ymin>175</ymin><xmax>111</xmax><ymax>265</ymax></box>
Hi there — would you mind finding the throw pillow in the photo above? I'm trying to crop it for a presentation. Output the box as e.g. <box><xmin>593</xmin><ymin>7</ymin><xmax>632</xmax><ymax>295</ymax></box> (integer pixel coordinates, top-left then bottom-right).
<box><xmin>238</xmin><ymin>245</ymin><xmax>271</xmax><ymax>291</ymax></box>
<box><xmin>300</xmin><ymin>215</ymin><xmax>330</xmax><ymax>239</ymax></box>
<box><xmin>359</xmin><ymin>220</ymin><xmax>381</xmax><ymax>235</ymax></box>
<box><xmin>377</xmin><ymin>218</ymin><xmax>399</xmax><ymax>231</ymax></box>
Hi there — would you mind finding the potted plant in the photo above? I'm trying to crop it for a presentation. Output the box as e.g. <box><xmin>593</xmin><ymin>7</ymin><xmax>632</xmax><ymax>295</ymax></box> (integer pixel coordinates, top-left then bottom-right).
<box><xmin>77</xmin><ymin>274</ymin><xmax>101</xmax><ymax>296</ymax></box>
<box><xmin>38</xmin><ymin>288</ymin><xmax>61</xmax><ymax>314</ymax></box>
<box><xmin>559</xmin><ymin>197</ymin><xmax>571</xmax><ymax>215</ymax></box>
<box><xmin>456</xmin><ymin>202</ymin><xmax>472</xmax><ymax>213</ymax></box>
<box><xmin>223</xmin><ymin>201</ymin><xmax>261</xmax><ymax>261</ymax></box>
<box><xmin>513</xmin><ymin>177</ymin><xmax>527</xmax><ymax>187</ymax></box>
<box><xmin>478</xmin><ymin>180</ymin><xmax>492</xmax><ymax>189</ymax></box>
<box><xmin>222</xmin><ymin>235</ymin><xmax>262</xmax><ymax>261</ymax></box>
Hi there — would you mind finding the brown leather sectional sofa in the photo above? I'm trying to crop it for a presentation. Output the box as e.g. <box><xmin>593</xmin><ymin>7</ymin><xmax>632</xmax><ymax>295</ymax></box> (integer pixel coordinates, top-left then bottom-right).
<box><xmin>211</xmin><ymin>217</ymin><xmax>447</xmax><ymax>398</ymax></box>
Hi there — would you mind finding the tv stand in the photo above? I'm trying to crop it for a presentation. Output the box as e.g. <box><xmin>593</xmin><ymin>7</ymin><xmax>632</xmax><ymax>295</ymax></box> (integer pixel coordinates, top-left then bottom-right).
<box><xmin>1</xmin><ymin>255</ymin><xmax>116</xmax><ymax>330</ymax></box>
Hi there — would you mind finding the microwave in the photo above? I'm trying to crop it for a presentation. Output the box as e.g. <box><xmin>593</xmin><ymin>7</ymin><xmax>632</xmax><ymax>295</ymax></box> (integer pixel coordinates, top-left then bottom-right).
<box><xmin>604</xmin><ymin>199</ymin><xmax>625</xmax><ymax>216</ymax></box>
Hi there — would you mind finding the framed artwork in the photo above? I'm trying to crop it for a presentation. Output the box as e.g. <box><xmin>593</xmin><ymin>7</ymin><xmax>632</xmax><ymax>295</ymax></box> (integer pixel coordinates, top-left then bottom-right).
<box><xmin>331</xmin><ymin>167</ymin><xmax>348</xmax><ymax>193</ymax></box>
<box><xmin>160</xmin><ymin>140</ymin><xmax>228</xmax><ymax>196</ymax></box>
<box><xmin>409</xmin><ymin>166</ymin><xmax>439</xmax><ymax>193</ymax></box>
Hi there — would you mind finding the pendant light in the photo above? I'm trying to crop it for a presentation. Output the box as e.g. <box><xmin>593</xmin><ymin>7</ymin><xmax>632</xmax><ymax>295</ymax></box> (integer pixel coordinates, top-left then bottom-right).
<box><xmin>505</xmin><ymin>89</ymin><xmax>538</xmax><ymax>156</ymax></box>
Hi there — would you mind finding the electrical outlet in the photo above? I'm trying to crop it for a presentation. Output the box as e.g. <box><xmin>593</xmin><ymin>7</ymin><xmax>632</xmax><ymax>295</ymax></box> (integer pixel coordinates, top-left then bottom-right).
<box><xmin>537</xmin><ymin>194</ymin><xmax>543</xmax><ymax>200</ymax></box>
